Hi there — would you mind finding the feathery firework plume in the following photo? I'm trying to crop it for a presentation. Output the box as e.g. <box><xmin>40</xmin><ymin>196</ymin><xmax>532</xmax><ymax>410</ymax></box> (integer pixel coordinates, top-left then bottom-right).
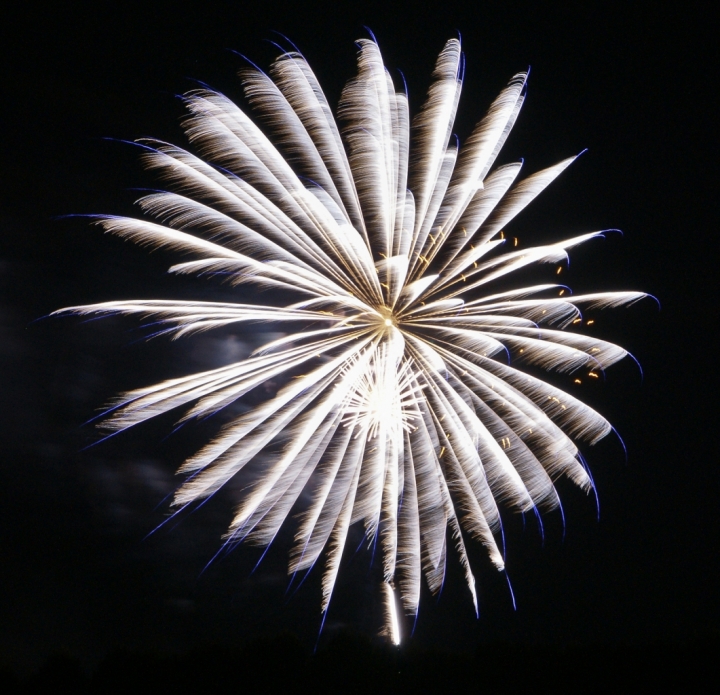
<box><xmin>57</xmin><ymin>36</ymin><xmax>646</xmax><ymax>643</ymax></box>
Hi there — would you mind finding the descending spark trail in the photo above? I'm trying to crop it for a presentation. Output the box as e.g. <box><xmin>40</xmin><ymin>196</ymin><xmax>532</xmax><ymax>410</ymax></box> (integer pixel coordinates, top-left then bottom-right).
<box><xmin>57</xmin><ymin>36</ymin><xmax>646</xmax><ymax>640</ymax></box>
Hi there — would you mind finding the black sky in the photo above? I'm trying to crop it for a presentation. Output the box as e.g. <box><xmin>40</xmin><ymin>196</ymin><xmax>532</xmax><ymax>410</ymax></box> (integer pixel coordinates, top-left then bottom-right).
<box><xmin>1</xmin><ymin>0</ymin><xmax>715</xmax><ymax>677</ymax></box>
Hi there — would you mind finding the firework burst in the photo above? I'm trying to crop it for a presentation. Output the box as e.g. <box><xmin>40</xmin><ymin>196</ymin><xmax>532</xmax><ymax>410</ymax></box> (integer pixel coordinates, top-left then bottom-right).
<box><xmin>58</xmin><ymin>36</ymin><xmax>646</xmax><ymax>643</ymax></box>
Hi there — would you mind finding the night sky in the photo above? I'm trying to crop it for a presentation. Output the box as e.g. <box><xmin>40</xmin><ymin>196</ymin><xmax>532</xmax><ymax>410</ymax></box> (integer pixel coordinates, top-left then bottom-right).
<box><xmin>1</xmin><ymin>0</ymin><xmax>715</xmax><ymax>683</ymax></box>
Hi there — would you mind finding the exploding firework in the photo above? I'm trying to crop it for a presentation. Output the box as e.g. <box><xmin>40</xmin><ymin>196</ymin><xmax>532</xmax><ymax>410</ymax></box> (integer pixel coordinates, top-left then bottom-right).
<box><xmin>58</xmin><ymin>36</ymin><xmax>646</xmax><ymax>643</ymax></box>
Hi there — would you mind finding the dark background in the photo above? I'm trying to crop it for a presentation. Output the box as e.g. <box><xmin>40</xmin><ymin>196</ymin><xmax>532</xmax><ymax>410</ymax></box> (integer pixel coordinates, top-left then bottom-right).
<box><xmin>1</xmin><ymin>0</ymin><xmax>715</xmax><ymax>687</ymax></box>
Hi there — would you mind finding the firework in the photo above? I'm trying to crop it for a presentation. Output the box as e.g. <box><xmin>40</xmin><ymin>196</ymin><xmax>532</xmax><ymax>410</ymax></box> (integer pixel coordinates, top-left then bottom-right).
<box><xmin>58</xmin><ymin>36</ymin><xmax>645</xmax><ymax>643</ymax></box>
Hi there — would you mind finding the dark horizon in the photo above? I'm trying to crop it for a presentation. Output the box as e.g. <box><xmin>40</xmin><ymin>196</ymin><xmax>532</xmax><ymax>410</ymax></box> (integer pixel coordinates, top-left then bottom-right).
<box><xmin>1</xmin><ymin>0</ymin><xmax>714</xmax><ymax>685</ymax></box>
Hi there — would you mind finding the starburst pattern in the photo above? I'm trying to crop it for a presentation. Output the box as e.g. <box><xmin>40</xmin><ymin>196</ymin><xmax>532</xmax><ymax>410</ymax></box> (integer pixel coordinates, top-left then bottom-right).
<box><xmin>58</xmin><ymin>36</ymin><xmax>645</xmax><ymax>643</ymax></box>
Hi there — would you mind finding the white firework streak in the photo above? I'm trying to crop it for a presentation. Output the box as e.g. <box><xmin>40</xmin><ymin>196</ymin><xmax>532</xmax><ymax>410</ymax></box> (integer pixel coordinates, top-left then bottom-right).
<box><xmin>56</xmin><ymin>37</ymin><xmax>647</xmax><ymax>640</ymax></box>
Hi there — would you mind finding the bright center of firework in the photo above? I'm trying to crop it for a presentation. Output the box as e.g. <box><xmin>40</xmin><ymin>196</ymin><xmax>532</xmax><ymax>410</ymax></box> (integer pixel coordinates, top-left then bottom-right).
<box><xmin>342</xmin><ymin>346</ymin><xmax>422</xmax><ymax>440</ymax></box>
<box><xmin>376</xmin><ymin>306</ymin><xmax>397</xmax><ymax>330</ymax></box>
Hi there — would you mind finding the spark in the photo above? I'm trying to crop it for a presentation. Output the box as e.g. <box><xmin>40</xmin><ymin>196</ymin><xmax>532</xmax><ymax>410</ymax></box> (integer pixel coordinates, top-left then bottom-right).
<box><xmin>57</xmin><ymin>35</ymin><xmax>646</xmax><ymax>642</ymax></box>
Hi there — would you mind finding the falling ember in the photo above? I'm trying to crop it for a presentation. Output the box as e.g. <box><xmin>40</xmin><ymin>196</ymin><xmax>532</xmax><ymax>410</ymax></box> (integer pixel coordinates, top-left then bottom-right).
<box><xmin>56</xmin><ymin>35</ymin><xmax>647</xmax><ymax>642</ymax></box>
<box><xmin>383</xmin><ymin>583</ymin><xmax>401</xmax><ymax>646</ymax></box>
